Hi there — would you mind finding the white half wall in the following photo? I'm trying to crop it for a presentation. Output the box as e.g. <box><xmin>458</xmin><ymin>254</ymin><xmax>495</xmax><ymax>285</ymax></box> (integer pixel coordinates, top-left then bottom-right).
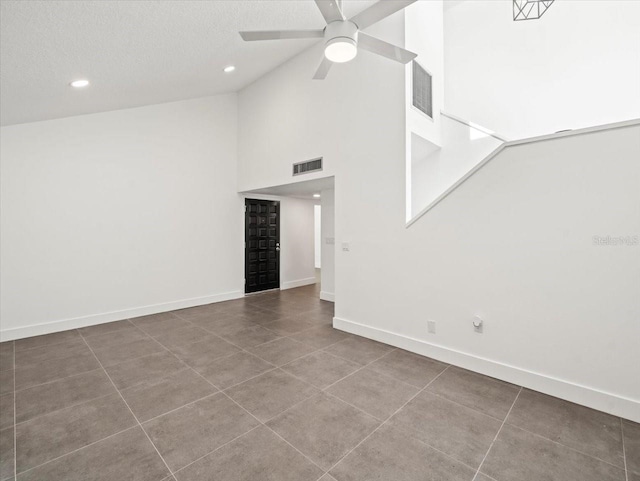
<box><xmin>444</xmin><ymin>0</ymin><xmax>640</xmax><ymax>139</ymax></box>
<box><xmin>410</xmin><ymin>115</ymin><xmax>503</xmax><ymax>219</ymax></box>
<box><xmin>0</xmin><ymin>95</ymin><xmax>245</xmax><ymax>340</ymax></box>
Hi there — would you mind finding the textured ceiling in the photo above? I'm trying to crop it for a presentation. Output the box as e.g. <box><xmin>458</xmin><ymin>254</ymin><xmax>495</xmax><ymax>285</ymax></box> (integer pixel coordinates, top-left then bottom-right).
<box><xmin>0</xmin><ymin>0</ymin><xmax>375</xmax><ymax>126</ymax></box>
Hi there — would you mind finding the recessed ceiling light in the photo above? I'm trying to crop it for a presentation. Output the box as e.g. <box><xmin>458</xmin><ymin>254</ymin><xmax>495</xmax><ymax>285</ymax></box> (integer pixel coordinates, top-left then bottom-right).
<box><xmin>70</xmin><ymin>79</ymin><xmax>90</xmax><ymax>88</ymax></box>
<box><xmin>313</xmin><ymin>194</ymin><xmax>321</xmax><ymax>198</ymax></box>
<box><xmin>223</xmin><ymin>66</ymin><xmax>236</xmax><ymax>73</ymax></box>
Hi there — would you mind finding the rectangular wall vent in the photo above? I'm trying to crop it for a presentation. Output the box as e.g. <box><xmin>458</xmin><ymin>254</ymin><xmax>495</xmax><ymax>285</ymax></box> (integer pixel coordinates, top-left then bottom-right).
<box><xmin>293</xmin><ymin>157</ymin><xmax>323</xmax><ymax>176</ymax></box>
<box><xmin>412</xmin><ymin>61</ymin><xmax>433</xmax><ymax>119</ymax></box>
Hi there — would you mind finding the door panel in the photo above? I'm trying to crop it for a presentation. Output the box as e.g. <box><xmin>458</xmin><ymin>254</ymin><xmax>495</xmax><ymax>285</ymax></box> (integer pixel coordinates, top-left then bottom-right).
<box><xmin>245</xmin><ymin>199</ymin><xmax>280</xmax><ymax>293</ymax></box>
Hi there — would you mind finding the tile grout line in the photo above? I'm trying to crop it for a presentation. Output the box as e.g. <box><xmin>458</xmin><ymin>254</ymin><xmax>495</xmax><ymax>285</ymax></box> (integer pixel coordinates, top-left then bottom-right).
<box><xmin>14</xmin><ymin>303</ymin><xmax>628</xmax><ymax>479</ymax></box>
<box><xmin>12</xmin><ymin>332</ymin><xmax>83</xmax><ymax>353</ymax></box>
<box><xmin>621</xmin><ymin>418</ymin><xmax>629</xmax><ymax>481</ymax></box>
<box><xmin>131</xmin><ymin>319</ymin><xmax>330</xmax><ymax>477</ymax></box>
<box><xmin>14</xmin><ymin>391</ymin><xmax>117</xmax><ymax>428</ymax></box>
<box><xmin>15</xmin><ymin>425</ymin><xmax>141</xmax><ymax>477</ymax></box>
<box><xmin>141</xmin><ymin>328</ymin><xmax>282</xmax><ymax>392</ymax></box>
<box><xmin>167</xmin><ymin>310</ymin><xmax>349</xmax><ymax>389</ymax></box>
<box><xmin>218</xmin><ymin>389</ymin><xmax>329</xmax><ymax>476</ymax></box>
<box><xmin>8</xmin><ymin>294</ymin><xmax>331</xmax><ymax>477</ymax></box>
<box><xmin>323</xmin><ymin>364</ymin><xmax>453</xmax><ymax>476</ymax></box>
<box><xmin>78</xmin><ymin>333</ymin><xmax>176</xmax><ymax>479</ymax></box>
<box><xmin>472</xmin><ymin>386</ymin><xmax>523</xmax><ymax>481</ymax></box>
<box><xmin>136</xmin><ymin>390</ymin><xmax>219</xmax><ymax>425</ymax></box>
<box><xmin>153</xmin><ymin>327</ymin><xmax>330</xmax><ymax>475</ymax></box>
<box><xmin>270</xmin><ymin>350</ymin><xmax>411</xmax><ymax>426</ymax></box>
<box><xmin>158</xmin><ymin>308</ymin><xmax>335</xmax><ymax>474</ymax></box>
<box><xmin>315</xmin><ymin>345</ymin><xmax>399</xmax><ymax>393</ymax></box>
<box><xmin>501</xmin><ymin>417</ymin><xmax>629</xmax><ymax>472</ymax></box>
<box><xmin>424</xmin><ymin>390</ymin><xmax>509</xmax><ymax>424</ymax></box>
<box><xmin>171</xmin><ymin>305</ymin><xmax>333</xmax><ymax>347</ymax></box>
<box><xmin>141</xmin><ymin>326</ymin><xmax>329</xmax><ymax>477</ymax></box>
<box><xmin>251</xmin><ymin>344</ymin><xmax>403</xmax><ymax>428</ymax></box>
<box><xmin>11</xmin><ymin>366</ymin><xmax>106</xmax><ymax>394</ymax></box>
<box><xmin>169</xmin><ymin>424</ymin><xmax>263</xmax><ymax>479</ymax></box>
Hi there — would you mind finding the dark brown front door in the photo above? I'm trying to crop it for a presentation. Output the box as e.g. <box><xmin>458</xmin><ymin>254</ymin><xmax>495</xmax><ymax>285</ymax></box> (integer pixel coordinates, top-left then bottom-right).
<box><xmin>245</xmin><ymin>198</ymin><xmax>280</xmax><ymax>293</ymax></box>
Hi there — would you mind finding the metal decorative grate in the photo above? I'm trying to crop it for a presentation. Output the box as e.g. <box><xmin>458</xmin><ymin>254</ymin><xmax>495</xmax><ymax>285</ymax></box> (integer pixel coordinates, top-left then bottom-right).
<box><xmin>513</xmin><ymin>0</ymin><xmax>554</xmax><ymax>21</ymax></box>
<box><xmin>293</xmin><ymin>157</ymin><xmax>323</xmax><ymax>176</ymax></box>
<box><xmin>412</xmin><ymin>61</ymin><xmax>433</xmax><ymax>119</ymax></box>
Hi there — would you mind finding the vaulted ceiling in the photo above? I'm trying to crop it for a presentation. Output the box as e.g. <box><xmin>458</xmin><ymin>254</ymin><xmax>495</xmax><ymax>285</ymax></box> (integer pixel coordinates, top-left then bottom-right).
<box><xmin>0</xmin><ymin>0</ymin><xmax>376</xmax><ymax>125</ymax></box>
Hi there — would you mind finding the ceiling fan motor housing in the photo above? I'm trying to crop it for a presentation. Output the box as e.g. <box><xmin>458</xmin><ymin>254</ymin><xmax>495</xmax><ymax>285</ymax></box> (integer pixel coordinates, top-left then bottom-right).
<box><xmin>324</xmin><ymin>20</ymin><xmax>358</xmax><ymax>50</ymax></box>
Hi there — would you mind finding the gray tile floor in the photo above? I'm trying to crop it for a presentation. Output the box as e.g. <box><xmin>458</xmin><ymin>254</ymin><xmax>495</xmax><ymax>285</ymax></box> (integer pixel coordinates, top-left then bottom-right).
<box><xmin>0</xmin><ymin>284</ymin><xmax>637</xmax><ymax>481</ymax></box>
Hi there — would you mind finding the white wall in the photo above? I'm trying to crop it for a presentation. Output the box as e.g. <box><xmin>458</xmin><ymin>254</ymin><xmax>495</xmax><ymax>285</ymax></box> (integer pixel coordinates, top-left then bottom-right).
<box><xmin>314</xmin><ymin>204</ymin><xmax>321</xmax><ymax>269</ymax></box>
<box><xmin>320</xmin><ymin>189</ymin><xmax>335</xmax><ymax>302</ymax></box>
<box><xmin>336</xmin><ymin>123</ymin><xmax>640</xmax><ymax>422</ymax></box>
<box><xmin>1</xmin><ymin>95</ymin><xmax>245</xmax><ymax>340</ymax></box>
<box><xmin>237</xmin><ymin>10</ymin><xmax>640</xmax><ymax>419</ymax></box>
<box><xmin>236</xmin><ymin>13</ymin><xmax>405</xmax><ymax>193</ymax></box>
<box><xmin>244</xmin><ymin>194</ymin><xmax>317</xmax><ymax>290</ymax></box>
<box><xmin>444</xmin><ymin>0</ymin><xmax>640</xmax><ymax>139</ymax></box>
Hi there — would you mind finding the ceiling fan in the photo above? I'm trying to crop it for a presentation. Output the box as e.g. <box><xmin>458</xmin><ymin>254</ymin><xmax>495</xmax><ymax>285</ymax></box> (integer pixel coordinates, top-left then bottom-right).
<box><xmin>240</xmin><ymin>0</ymin><xmax>418</xmax><ymax>80</ymax></box>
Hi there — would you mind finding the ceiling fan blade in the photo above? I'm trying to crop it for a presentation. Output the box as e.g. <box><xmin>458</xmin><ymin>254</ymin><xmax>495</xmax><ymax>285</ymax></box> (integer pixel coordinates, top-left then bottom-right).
<box><xmin>313</xmin><ymin>56</ymin><xmax>333</xmax><ymax>80</ymax></box>
<box><xmin>240</xmin><ymin>30</ymin><xmax>324</xmax><ymax>41</ymax></box>
<box><xmin>350</xmin><ymin>0</ymin><xmax>418</xmax><ymax>30</ymax></box>
<box><xmin>358</xmin><ymin>33</ymin><xmax>417</xmax><ymax>64</ymax></box>
<box><xmin>314</xmin><ymin>0</ymin><xmax>344</xmax><ymax>24</ymax></box>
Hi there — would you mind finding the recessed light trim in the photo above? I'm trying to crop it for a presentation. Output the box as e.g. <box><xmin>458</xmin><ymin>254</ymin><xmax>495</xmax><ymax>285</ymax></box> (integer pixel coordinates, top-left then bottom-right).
<box><xmin>70</xmin><ymin>79</ymin><xmax>90</xmax><ymax>88</ymax></box>
<box><xmin>223</xmin><ymin>65</ymin><xmax>236</xmax><ymax>73</ymax></box>
<box><xmin>313</xmin><ymin>194</ymin><xmax>321</xmax><ymax>198</ymax></box>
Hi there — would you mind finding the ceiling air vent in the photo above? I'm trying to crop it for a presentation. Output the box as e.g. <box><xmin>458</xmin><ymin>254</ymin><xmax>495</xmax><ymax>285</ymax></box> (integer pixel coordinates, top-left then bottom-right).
<box><xmin>293</xmin><ymin>157</ymin><xmax>323</xmax><ymax>176</ymax></box>
<box><xmin>412</xmin><ymin>60</ymin><xmax>433</xmax><ymax>119</ymax></box>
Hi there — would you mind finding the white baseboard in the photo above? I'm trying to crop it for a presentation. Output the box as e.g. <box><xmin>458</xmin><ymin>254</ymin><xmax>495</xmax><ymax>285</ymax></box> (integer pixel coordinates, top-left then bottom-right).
<box><xmin>333</xmin><ymin>316</ymin><xmax>640</xmax><ymax>423</ymax></box>
<box><xmin>0</xmin><ymin>291</ymin><xmax>244</xmax><ymax>342</ymax></box>
<box><xmin>281</xmin><ymin>277</ymin><xmax>316</xmax><ymax>290</ymax></box>
<box><xmin>320</xmin><ymin>291</ymin><xmax>335</xmax><ymax>302</ymax></box>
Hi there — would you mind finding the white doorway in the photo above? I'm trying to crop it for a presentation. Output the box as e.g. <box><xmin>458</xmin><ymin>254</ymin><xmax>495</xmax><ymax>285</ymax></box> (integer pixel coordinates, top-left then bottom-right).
<box><xmin>241</xmin><ymin>177</ymin><xmax>335</xmax><ymax>302</ymax></box>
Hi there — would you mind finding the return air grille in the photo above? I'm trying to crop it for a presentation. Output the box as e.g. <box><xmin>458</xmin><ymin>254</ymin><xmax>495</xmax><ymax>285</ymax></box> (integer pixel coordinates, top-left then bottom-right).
<box><xmin>412</xmin><ymin>60</ymin><xmax>433</xmax><ymax>119</ymax></box>
<box><xmin>293</xmin><ymin>157</ymin><xmax>323</xmax><ymax>176</ymax></box>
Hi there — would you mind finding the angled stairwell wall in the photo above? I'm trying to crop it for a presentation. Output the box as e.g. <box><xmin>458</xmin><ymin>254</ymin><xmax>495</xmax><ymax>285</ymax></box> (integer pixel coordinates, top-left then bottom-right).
<box><xmin>337</xmin><ymin>121</ymin><xmax>640</xmax><ymax>421</ymax></box>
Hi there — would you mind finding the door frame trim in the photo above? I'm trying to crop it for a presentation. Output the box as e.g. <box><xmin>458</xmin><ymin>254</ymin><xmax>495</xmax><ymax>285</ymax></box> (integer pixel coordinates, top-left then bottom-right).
<box><xmin>244</xmin><ymin>197</ymin><xmax>281</xmax><ymax>294</ymax></box>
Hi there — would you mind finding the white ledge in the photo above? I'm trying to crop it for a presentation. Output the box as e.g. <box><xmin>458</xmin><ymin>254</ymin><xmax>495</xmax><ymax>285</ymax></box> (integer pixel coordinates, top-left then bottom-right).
<box><xmin>406</xmin><ymin>118</ymin><xmax>640</xmax><ymax>228</ymax></box>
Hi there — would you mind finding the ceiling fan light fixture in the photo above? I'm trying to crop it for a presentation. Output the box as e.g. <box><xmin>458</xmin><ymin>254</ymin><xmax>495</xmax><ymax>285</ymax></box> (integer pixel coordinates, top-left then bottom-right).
<box><xmin>324</xmin><ymin>37</ymin><xmax>357</xmax><ymax>63</ymax></box>
<box><xmin>238</xmin><ymin>1</ymin><xmax>419</xmax><ymax>80</ymax></box>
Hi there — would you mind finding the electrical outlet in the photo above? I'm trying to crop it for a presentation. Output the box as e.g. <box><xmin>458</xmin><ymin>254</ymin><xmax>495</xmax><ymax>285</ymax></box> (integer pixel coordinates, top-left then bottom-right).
<box><xmin>427</xmin><ymin>320</ymin><xmax>436</xmax><ymax>334</ymax></box>
<box><xmin>325</xmin><ymin>237</ymin><xmax>335</xmax><ymax>245</ymax></box>
<box><xmin>342</xmin><ymin>242</ymin><xmax>350</xmax><ymax>252</ymax></box>
<box><xmin>473</xmin><ymin>316</ymin><xmax>483</xmax><ymax>334</ymax></box>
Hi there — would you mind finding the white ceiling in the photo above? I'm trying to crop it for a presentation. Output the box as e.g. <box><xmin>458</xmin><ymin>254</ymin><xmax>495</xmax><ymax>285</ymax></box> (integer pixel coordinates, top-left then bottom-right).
<box><xmin>0</xmin><ymin>0</ymin><xmax>376</xmax><ymax>126</ymax></box>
